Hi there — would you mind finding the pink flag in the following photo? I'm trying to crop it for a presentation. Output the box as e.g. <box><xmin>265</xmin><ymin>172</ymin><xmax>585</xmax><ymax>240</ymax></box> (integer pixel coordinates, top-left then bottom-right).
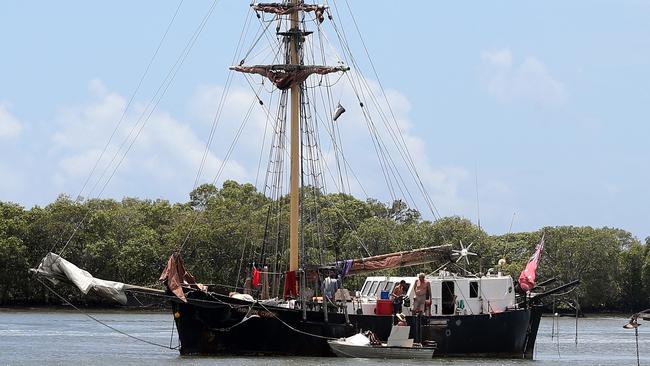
<box><xmin>518</xmin><ymin>234</ymin><xmax>545</xmax><ymax>292</ymax></box>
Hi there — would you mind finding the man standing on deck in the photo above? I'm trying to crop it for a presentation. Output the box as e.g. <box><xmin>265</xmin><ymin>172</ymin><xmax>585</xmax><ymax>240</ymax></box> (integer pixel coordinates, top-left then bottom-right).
<box><xmin>391</xmin><ymin>280</ymin><xmax>408</xmax><ymax>314</ymax></box>
<box><xmin>412</xmin><ymin>273</ymin><xmax>428</xmax><ymax>314</ymax></box>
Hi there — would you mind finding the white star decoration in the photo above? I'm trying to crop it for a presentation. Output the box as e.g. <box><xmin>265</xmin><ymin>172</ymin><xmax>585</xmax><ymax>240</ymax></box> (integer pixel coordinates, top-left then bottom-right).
<box><xmin>451</xmin><ymin>240</ymin><xmax>478</xmax><ymax>265</ymax></box>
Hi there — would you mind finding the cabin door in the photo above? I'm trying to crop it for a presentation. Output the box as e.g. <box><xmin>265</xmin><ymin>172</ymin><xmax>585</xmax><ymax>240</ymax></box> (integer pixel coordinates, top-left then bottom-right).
<box><xmin>441</xmin><ymin>281</ymin><xmax>455</xmax><ymax>315</ymax></box>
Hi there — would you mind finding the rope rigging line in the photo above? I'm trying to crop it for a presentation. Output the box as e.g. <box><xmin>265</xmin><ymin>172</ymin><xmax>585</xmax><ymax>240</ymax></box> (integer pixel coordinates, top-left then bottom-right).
<box><xmin>178</xmin><ymin>87</ymin><xmax>262</xmax><ymax>252</ymax></box>
<box><xmin>86</xmin><ymin>0</ymin><xmax>221</xmax><ymax>204</ymax></box>
<box><xmin>298</xmin><ymin>89</ymin><xmax>365</xmax><ymax>258</ymax></box>
<box><xmin>44</xmin><ymin>0</ymin><xmax>185</xmax><ymax>261</ymax></box>
<box><xmin>255</xmin><ymin>85</ymin><xmax>289</xmax><ymax>291</ymax></box>
<box><xmin>340</xmin><ymin>0</ymin><xmax>438</xmax><ymax>212</ymax></box>
<box><xmin>255</xmin><ymin>301</ymin><xmax>341</xmax><ymax>340</ymax></box>
<box><xmin>35</xmin><ymin>277</ymin><xmax>179</xmax><ymax>351</ymax></box>
<box><xmin>193</xmin><ymin>2</ymin><xmax>256</xmax><ymax>190</ymax></box>
<box><xmin>341</xmin><ymin>61</ymin><xmax>423</xmax><ymax>216</ymax></box>
<box><xmin>327</xmin><ymin>0</ymin><xmax>439</xmax><ymax>220</ymax></box>
<box><xmin>338</xmin><ymin>0</ymin><xmax>440</xmax><ymax>219</ymax></box>
<box><xmin>300</xmin><ymin>87</ymin><xmax>328</xmax><ymax>264</ymax></box>
<box><xmin>326</xmin><ymin>18</ymin><xmax>417</xmax><ymax>210</ymax></box>
<box><xmin>239</xmin><ymin>15</ymin><xmax>276</xmax><ymax>65</ymax></box>
<box><xmin>178</xmin><ymin>6</ymin><xmax>287</xmax><ymax>256</ymax></box>
<box><xmin>74</xmin><ymin>0</ymin><xmax>186</xmax><ymax>203</ymax></box>
<box><xmin>294</xmin><ymin>77</ymin><xmax>374</xmax><ymax>258</ymax></box>
<box><xmin>58</xmin><ymin>0</ymin><xmax>222</xmax><ymax>258</ymax></box>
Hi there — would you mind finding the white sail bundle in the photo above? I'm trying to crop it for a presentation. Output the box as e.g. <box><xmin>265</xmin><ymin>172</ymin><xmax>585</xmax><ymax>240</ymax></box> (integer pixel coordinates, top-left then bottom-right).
<box><xmin>33</xmin><ymin>252</ymin><xmax>128</xmax><ymax>304</ymax></box>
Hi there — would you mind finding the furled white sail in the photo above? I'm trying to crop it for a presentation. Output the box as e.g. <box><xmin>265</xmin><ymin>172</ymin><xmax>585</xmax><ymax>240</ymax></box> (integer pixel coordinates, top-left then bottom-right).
<box><xmin>33</xmin><ymin>252</ymin><xmax>128</xmax><ymax>304</ymax></box>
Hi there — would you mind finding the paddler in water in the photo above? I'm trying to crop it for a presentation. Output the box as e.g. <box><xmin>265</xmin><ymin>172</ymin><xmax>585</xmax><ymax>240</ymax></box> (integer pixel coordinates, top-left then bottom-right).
<box><xmin>412</xmin><ymin>273</ymin><xmax>429</xmax><ymax>314</ymax></box>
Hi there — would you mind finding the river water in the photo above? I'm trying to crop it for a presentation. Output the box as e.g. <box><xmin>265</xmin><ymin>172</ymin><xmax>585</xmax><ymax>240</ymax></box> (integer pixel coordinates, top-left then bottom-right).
<box><xmin>0</xmin><ymin>309</ymin><xmax>648</xmax><ymax>365</ymax></box>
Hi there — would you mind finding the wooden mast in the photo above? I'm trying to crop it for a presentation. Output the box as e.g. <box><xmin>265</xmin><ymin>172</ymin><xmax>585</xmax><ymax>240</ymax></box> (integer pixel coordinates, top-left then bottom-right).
<box><xmin>289</xmin><ymin>0</ymin><xmax>300</xmax><ymax>273</ymax></box>
<box><xmin>233</xmin><ymin>2</ymin><xmax>348</xmax><ymax>278</ymax></box>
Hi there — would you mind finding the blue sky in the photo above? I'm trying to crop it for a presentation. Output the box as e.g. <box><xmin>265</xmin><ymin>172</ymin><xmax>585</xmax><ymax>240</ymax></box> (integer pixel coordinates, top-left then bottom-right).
<box><xmin>1</xmin><ymin>1</ymin><xmax>649</xmax><ymax>241</ymax></box>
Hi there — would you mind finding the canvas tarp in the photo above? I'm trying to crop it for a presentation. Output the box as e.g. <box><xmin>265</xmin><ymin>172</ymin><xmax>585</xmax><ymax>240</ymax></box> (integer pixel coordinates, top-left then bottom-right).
<box><xmin>34</xmin><ymin>252</ymin><xmax>128</xmax><ymax>304</ymax></box>
<box><xmin>231</xmin><ymin>65</ymin><xmax>348</xmax><ymax>90</ymax></box>
<box><xmin>159</xmin><ymin>253</ymin><xmax>206</xmax><ymax>302</ymax></box>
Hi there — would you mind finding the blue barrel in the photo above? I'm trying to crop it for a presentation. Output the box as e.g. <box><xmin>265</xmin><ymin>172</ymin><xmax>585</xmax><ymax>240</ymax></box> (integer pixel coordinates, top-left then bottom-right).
<box><xmin>380</xmin><ymin>290</ymin><xmax>390</xmax><ymax>300</ymax></box>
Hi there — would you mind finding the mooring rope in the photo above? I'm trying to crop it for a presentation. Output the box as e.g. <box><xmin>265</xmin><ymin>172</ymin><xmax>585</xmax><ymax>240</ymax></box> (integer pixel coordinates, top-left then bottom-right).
<box><xmin>255</xmin><ymin>301</ymin><xmax>340</xmax><ymax>340</ymax></box>
<box><xmin>207</xmin><ymin>303</ymin><xmax>259</xmax><ymax>332</ymax></box>
<box><xmin>37</xmin><ymin>275</ymin><xmax>341</xmax><ymax>345</ymax></box>
<box><xmin>35</xmin><ymin>277</ymin><xmax>179</xmax><ymax>350</ymax></box>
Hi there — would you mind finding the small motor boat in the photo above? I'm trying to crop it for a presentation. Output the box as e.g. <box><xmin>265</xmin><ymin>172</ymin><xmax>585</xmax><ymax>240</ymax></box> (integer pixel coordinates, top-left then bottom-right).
<box><xmin>327</xmin><ymin>326</ymin><xmax>436</xmax><ymax>359</ymax></box>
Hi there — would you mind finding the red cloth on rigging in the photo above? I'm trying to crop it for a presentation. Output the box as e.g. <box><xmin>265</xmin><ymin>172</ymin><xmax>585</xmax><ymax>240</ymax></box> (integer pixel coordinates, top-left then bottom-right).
<box><xmin>283</xmin><ymin>270</ymin><xmax>297</xmax><ymax>299</ymax></box>
<box><xmin>159</xmin><ymin>253</ymin><xmax>205</xmax><ymax>302</ymax></box>
<box><xmin>252</xmin><ymin>266</ymin><xmax>261</xmax><ymax>288</ymax></box>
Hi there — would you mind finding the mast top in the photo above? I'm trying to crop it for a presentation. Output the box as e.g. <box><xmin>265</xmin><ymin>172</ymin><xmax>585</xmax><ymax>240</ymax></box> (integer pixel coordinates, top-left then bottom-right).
<box><xmin>251</xmin><ymin>3</ymin><xmax>328</xmax><ymax>23</ymax></box>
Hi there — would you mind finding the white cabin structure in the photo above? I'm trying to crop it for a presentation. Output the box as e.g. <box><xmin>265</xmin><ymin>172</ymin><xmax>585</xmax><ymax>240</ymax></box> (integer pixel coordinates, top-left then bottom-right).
<box><xmin>350</xmin><ymin>271</ymin><xmax>517</xmax><ymax>316</ymax></box>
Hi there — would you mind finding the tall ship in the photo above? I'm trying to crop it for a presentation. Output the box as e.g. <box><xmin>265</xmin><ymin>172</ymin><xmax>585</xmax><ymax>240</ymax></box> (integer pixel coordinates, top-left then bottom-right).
<box><xmin>32</xmin><ymin>0</ymin><xmax>577</xmax><ymax>359</ymax></box>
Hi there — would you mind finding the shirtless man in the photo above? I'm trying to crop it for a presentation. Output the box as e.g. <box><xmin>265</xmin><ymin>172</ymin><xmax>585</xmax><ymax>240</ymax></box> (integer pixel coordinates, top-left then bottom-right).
<box><xmin>391</xmin><ymin>280</ymin><xmax>407</xmax><ymax>314</ymax></box>
<box><xmin>412</xmin><ymin>273</ymin><xmax>428</xmax><ymax>314</ymax></box>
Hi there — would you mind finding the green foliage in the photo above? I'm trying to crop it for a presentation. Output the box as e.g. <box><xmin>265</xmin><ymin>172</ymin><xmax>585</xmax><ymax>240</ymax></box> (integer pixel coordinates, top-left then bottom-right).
<box><xmin>0</xmin><ymin>181</ymin><xmax>647</xmax><ymax>311</ymax></box>
<box><xmin>0</xmin><ymin>237</ymin><xmax>29</xmax><ymax>304</ymax></box>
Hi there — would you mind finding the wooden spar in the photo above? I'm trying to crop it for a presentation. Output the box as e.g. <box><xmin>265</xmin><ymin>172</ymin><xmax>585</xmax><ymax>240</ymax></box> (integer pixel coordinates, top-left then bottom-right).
<box><xmin>343</xmin><ymin>244</ymin><xmax>452</xmax><ymax>275</ymax></box>
<box><xmin>289</xmin><ymin>0</ymin><xmax>299</xmax><ymax>273</ymax></box>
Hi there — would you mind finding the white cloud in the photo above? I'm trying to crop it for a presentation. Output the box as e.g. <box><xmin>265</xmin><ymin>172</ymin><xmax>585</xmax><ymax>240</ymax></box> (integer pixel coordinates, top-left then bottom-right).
<box><xmin>0</xmin><ymin>102</ymin><xmax>23</xmax><ymax>139</ymax></box>
<box><xmin>481</xmin><ymin>49</ymin><xmax>513</xmax><ymax>68</ymax></box>
<box><xmin>304</xmin><ymin>70</ymin><xmax>471</xmax><ymax>217</ymax></box>
<box><xmin>481</xmin><ymin>49</ymin><xmax>567</xmax><ymax>106</ymax></box>
<box><xmin>44</xmin><ymin>74</ymin><xmax>472</xmax><ymax>217</ymax></box>
<box><xmin>51</xmin><ymin>79</ymin><xmax>248</xmax><ymax>201</ymax></box>
<box><xmin>189</xmin><ymin>84</ymin><xmax>270</xmax><ymax>152</ymax></box>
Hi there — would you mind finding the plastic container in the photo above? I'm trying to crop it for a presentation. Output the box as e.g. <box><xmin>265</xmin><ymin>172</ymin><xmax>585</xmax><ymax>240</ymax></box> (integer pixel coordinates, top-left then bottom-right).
<box><xmin>375</xmin><ymin>299</ymin><xmax>393</xmax><ymax>315</ymax></box>
<box><xmin>380</xmin><ymin>290</ymin><xmax>390</xmax><ymax>300</ymax></box>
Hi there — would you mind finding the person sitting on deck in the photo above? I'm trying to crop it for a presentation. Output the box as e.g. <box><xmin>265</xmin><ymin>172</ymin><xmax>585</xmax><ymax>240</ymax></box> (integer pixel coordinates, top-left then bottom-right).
<box><xmin>396</xmin><ymin>313</ymin><xmax>408</xmax><ymax>326</ymax></box>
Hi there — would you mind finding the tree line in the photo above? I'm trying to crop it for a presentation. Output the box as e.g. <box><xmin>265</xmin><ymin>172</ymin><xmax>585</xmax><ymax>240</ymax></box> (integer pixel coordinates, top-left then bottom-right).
<box><xmin>1</xmin><ymin>180</ymin><xmax>648</xmax><ymax>311</ymax></box>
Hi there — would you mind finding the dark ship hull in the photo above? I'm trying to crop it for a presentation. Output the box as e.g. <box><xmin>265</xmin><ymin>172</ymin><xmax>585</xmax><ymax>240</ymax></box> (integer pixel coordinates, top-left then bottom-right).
<box><xmin>172</xmin><ymin>290</ymin><xmax>542</xmax><ymax>359</ymax></box>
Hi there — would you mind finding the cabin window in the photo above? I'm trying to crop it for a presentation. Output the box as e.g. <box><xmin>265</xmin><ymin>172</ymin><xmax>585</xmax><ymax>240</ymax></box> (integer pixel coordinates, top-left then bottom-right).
<box><xmin>376</xmin><ymin>281</ymin><xmax>387</xmax><ymax>296</ymax></box>
<box><xmin>470</xmin><ymin>281</ymin><xmax>479</xmax><ymax>298</ymax></box>
<box><xmin>361</xmin><ymin>281</ymin><xmax>371</xmax><ymax>296</ymax></box>
<box><xmin>368</xmin><ymin>281</ymin><xmax>379</xmax><ymax>296</ymax></box>
<box><xmin>385</xmin><ymin>281</ymin><xmax>395</xmax><ymax>291</ymax></box>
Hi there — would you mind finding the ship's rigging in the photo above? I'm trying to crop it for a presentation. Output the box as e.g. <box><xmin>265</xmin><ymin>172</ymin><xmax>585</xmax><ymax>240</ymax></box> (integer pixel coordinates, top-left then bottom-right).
<box><xmin>218</xmin><ymin>1</ymin><xmax>449</xmax><ymax>299</ymax></box>
<box><xmin>43</xmin><ymin>0</ymin><xmax>448</xmax><ymax>300</ymax></box>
